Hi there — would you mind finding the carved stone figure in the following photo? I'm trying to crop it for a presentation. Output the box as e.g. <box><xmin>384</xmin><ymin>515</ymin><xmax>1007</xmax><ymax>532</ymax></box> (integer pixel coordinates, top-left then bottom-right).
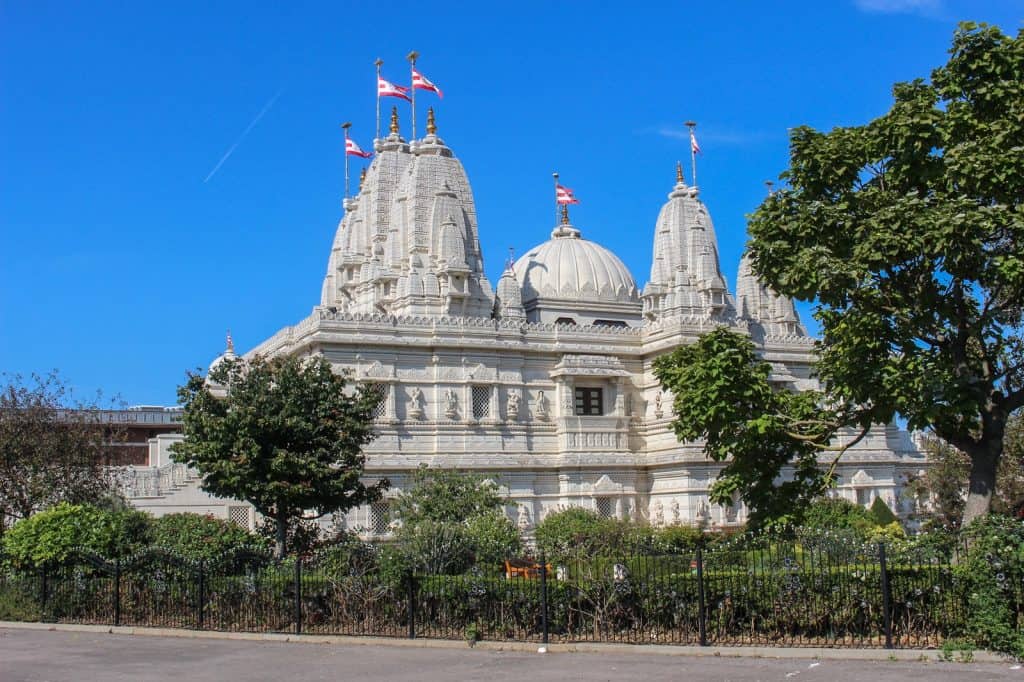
<box><xmin>407</xmin><ymin>386</ymin><xmax>425</xmax><ymax>420</ymax></box>
<box><xmin>535</xmin><ymin>391</ymin><xmax>549</xmax><ymax>420</ymax></box>
<box><xmin>670</xmin><ymin>499</ymin><xmax>681</xmax><ymax>525</ymax></box>
<box><xmin>654</xmin><ymin>392</ymin><xmax>664</xmax><ymax>419</ymax></box>
<box><xmin>652</xmin><ymin>500</ymin><xmax>664</xmax><ymax>527</ymax></box>
<box><xmin>444</xmin><ymin>388</ymin><xmax>458</xmax><ymax>419</ymax></box>
<box><xmin>516</xmin><ymin>504</ymin><xmax>531</xmax><ymax>531</ymax></box>
<box><xmin>507</xmin><ymin>391</ymin><xmax>521</xmax><ymax>421</ymax></box>
<box><xmin>696</xmin><ymin>500</ymin><xmax>710</xmax><ymax>524</ymax></box>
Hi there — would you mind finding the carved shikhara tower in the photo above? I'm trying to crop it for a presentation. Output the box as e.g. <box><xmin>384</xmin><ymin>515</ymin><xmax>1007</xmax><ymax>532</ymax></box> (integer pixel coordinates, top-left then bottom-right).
<box><xmin>224</xmin><ymin>113</ymin><xmax>926</xmax><ymax>535</ymax></box>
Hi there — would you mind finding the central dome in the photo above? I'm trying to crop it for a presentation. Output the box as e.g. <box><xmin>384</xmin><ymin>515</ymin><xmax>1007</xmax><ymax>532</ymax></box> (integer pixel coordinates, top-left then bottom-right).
<box><xmin>512</xmin><ymin>221</ymin><xmax>640</xmax><ymax>326</ymax></box>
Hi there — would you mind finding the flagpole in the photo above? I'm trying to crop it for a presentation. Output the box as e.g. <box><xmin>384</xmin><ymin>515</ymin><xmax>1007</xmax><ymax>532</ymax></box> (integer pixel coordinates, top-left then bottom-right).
<box><xmin>407</xmin><ymin>51</ymin><xmax>418</xmax><ymax>140</ymax></box>
<box><xmin>552</xmin><ymin>171</ymin><xmax>560</xmax><ymax>226</ymax></box>
<box><xmin>340</xmin><ymin>122</ymin><xmax>352</xmax><ymax>200</ymax></box>
<box><xmin>685</xmin><ymin>120</ymin><xmax>697</xmax><ymax>188</ymax></box>
<box><xmin>375</xmin><ymin>58</ymin><xmax>383</xmax><ymax>141</ymax></box>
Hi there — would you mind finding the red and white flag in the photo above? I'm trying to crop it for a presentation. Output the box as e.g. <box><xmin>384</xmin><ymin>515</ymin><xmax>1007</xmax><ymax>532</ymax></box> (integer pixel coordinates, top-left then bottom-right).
<box><xmin>346</xmin><ymin>138</ymin><xmax>373</xmax><ymax>158</ymax></box>
<box><xmin>556</xmin><ymin>184</ymin><xmax>580</xmax><ymax>205</ymax></box>
<box><xmin>377</xmin><ymin>76</ymin><xmax>411</xmax><ymax>101</ymax></box>
<box><xmin>412</xmin><ymin>69</ymin><xmax>443</xmax><ymax>98</ymax></box>
<box><xmin>690</xmin><ymin>129</ymin><xmax>702</xmax><ymax>155</ymax></box>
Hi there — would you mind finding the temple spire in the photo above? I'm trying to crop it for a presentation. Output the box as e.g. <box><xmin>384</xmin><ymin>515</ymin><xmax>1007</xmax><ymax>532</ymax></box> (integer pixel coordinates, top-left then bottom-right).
<box><xmin>389</xmin><ymin>106</ymin><xmax>400</xmax><ymax>135</ymax></box>
<box><xmin>426</xmin><ymin>107</ymin><xmax>437</xmax><ymax>135</ymax></box>
<box><xmin>676</xmin><ymin>161</ymin><xmax>684</xmax><ymax>184</ymax></box>
<box><xmin>560</xmin><ymin>204</ymin><xmax>570</xmax><ymax>225</ymax></box>
<box><xmin>226</xmin><ymin>329</ymin><xmax>234</xmax><ymax>353</ymax></box>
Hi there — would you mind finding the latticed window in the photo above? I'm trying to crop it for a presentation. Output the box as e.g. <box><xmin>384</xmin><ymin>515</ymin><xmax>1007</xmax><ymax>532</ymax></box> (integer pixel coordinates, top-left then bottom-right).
<box><xmin>366</xmin><ymin>383</ymin><xmax>388</xmax><ymax>419</ymax></box>
<box><xmin>227</xmin><ymin>506</ymin><xmax>250</xmax><ymax>529</ymax></box>
<box><xmin>472</xmin><ymin>385</ymin><xmax>490</xmax><ymax>420</ymax></box>
<box><xmin>595</xmin><ymin>497</ymin><xmax>615</xmax><ymax>519</ymax></box>
<box><xmin>369</xmin><ymin>502</ymin><xmax>390</xmax><ymax>535</ymax></box>
<box><xmin>574</xmin><ymin>387</ymin><xmax>603</xmax><ymax>416</ymax></box>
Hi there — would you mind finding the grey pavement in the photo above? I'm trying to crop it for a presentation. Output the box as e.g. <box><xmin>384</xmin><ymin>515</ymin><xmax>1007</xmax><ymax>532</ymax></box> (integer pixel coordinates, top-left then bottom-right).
<box><xmin>0</xmin><ymin>628</ymin><xmax>1020</xmax><ymax>682</ymax></box>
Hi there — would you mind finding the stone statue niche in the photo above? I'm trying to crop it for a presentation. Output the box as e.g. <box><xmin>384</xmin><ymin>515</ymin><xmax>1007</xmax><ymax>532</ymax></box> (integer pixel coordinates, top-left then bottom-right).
<box><xmin>444</xmin><ymin>388</ymin><xmax>459</xmax><ymax>419</ymax></box>
<box><xmin>534</xmin><ymin>390</ymin><xmax>549</xmax><ymax>421</ymax></box>
<box><xmin>407</xmin><ymin>386</ymin><xmax>425</xmax><ymax>420</ymax></box>
<box><xmin>506</xmin><ymin>390</ymin><xmax>521</xmax><ymax>421</ymax></box>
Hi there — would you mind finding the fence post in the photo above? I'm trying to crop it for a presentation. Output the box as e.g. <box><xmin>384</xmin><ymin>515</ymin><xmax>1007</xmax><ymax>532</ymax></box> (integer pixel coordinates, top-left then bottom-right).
<box><xmin>879</xmin><ymin>542</ymin><xmax>893</xmax><ymax>649</ymax></box>
<box><xmin>406</xmin><ymin>571</ymin><xmax>416</xmax><ymax>639</ymax></box>
<box><xmin>696</xmin><ymin>547</ymin><xmax>707</xmax><ymax>647</ymax></box>
<box><xmin>539</xmin><ymin>552</ymin><xmax>549</xmax><ymax>646</ymax></box>
<box><xmin>294</xmin><ymin>557</ymin><xmax>303</xmax><ymax>635</ymax></box>
<box><xmin>40</xmin><ymin>566</ymin><xmax>49</xmax><ymax>619</ymax></box>
<box><xmin>196</xmin><ymin>560</ymin><xmax>206</xmax><ymax>631</ymax></box>
<box><xmin>113</xmin><ymin>557</ymin><xmax>121</xmax><ymax>628</ymax></box>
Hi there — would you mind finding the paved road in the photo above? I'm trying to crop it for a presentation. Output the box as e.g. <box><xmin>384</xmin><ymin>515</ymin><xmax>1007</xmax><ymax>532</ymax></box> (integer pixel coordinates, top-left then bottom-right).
<box><xmin>1</xmin><ymin>628</ymin><xmax>1020</xmax><ymax>682</ymax></box>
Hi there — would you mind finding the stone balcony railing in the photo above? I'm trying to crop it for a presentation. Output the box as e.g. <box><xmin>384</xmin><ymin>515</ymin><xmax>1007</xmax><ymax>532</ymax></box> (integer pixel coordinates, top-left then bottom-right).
<box><xmin>114</xmin><ymin>462</ymin><xmax>198</xmax><ymax>499</ymax></box>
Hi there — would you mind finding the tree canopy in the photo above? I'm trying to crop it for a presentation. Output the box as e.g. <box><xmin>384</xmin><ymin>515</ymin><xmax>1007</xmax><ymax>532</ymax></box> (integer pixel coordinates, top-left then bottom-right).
<box><xmin>0</xmin><ymin>371</ymin><xmax>123</xmax><ymax>532</ymax></box>
<box><xmin>392</xmin><ymin>465</ymin><xmax>507</xmax><ymax>526</ymax></box>
<box><xmin>171</xmin><ymin>354</ymin><xmax>388</xmax><ymax>557</ymax></box>
<box><xmin>653</xmin><ymin>328</ymin><xmax>861</xmax><ymax>527</ymax></box>
<box><xmin>658</xmin><ymin>23</ymin><xmax>1024</xmax><ymax>527</ymax></box>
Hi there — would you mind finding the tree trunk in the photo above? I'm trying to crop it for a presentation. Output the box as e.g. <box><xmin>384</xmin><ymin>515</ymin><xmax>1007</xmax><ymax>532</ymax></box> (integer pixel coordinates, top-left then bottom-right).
<box><xmin>274</xmin><ymin>513</ymin><xmax>288</xmax><ymax>559</ymax></box>
<box><xmin>962</xmin><ymin>440</ymin><xmax>1002</xmax><ymax>527</ymax></box>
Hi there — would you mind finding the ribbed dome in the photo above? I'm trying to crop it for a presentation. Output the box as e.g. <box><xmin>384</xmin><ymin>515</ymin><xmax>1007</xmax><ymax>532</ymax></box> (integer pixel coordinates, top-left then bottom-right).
<box><xmin>513</xmin><ymin>224</ymin><xmax>638</xmax><ymax>304</ymax></box>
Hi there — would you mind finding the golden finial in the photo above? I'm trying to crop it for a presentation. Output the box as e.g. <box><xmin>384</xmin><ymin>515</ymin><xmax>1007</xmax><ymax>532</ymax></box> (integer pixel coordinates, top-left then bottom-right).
<box><xmin>676</xmin><ymin>161</ymin><xmax>684</xmax><ymax>184</ymax></box>
<box><xmin>389</xmin><ymin>106</ymin><xmax>399</xmax><ymax>135</ymax></box>
<box><xmin>426</xmin><ymin>107</ymin><xmax>437</xmax><ymax>135</ymax></box>
<box><xmin>359</xmin><ymin>167</ymin><xmax>367</xmax><ymax>190</ymax></box>
<box><xmin>226</xmin><ymin>329</ymin><xmax>234</xmax><ymax>353</ymax></box>
<box><xmin>560</xmin><ymin>204</ymin><xmax>569</xmax><ymax>225</ymax></box>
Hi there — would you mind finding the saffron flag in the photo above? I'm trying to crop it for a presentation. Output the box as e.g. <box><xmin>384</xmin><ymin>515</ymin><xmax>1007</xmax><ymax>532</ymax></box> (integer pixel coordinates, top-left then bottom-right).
<box><xmin>378</xmin><ymin>76</ymin><xmax>411</xmax><ymax>101</ymax></box>
<box><xmin>690</xmin><ymin>130</ymin><xmax>702</xmax><ymax>155</ymax></box>
<box><xmin>346</xmin><ymin>138</ymin><xmax>373</xmax><ymax>158</ymax></box>
<box><xmin>556</xmin><ymin>184</ymin><xmax>580</xmax><ymax>205</ymax></box>
<box><xmin>412</xmin><ymin>69</ymin><xmax>443</xmax><ymax>98</ymax></box>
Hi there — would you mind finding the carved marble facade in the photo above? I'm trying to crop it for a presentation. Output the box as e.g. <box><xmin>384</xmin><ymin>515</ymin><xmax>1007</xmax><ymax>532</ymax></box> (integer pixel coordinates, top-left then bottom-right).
<box><xmin>124</xmin><ymin>110</ymin><xmax>926</xmax><ymax>533</ymax></box>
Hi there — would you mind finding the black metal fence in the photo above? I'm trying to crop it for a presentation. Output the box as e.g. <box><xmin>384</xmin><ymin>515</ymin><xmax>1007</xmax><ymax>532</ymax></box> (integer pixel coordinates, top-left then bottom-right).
<box><xmin>0</xmin><ymin>530</ymin><xmax>998</xmax><ymax>648</ymax></box>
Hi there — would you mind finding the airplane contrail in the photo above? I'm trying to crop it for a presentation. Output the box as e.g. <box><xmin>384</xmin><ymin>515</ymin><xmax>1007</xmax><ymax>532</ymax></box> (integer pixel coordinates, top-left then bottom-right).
<box><xmin>204</xmin><ymin>88</ymin><xmax>284</xmax><ymax>183</ymax></box>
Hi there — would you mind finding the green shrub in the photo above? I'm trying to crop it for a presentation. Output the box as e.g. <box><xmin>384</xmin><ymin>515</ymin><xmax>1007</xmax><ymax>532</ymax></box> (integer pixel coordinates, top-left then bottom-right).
<box><xmin>150</xmin><ymin>513</ymin><xmax>262</xmax><ymax>561</ymax></box>
<box><xmin>465</xmin><ymin>511</ymin><xmax>521</xmax><ymax>566</ymax></box>
<box><xmin>653</xmin><ymin>525</ymin><xmax>705</xmax><ymax>553</ymax></box>
<box><xmin>1</xmin><ymin>503</ymin><xmax>151</xmax><ymax>568</ymax></box>
<box><xmin>803</xmin><ymin>498</ymin><xmax>874</xmax><ymax>537</ymax></box>
<box><xmin>392</xmin><ymin>520</ymin><xmax>474</xmax><ymax>575</ymax></box>
<box><xmin>0</xmin><ymin>576</ymin><xmax>41</xmax><ymax>621</ymax></box>
<box><xmin>954</xmin><ymin>514</ymin><xmax>1024</xmax><ymax>658</ymax></box>
<box><xmin>869</xmin><ymin>497</ymin><xmax>899</xmax><ymax>526</ymax></box>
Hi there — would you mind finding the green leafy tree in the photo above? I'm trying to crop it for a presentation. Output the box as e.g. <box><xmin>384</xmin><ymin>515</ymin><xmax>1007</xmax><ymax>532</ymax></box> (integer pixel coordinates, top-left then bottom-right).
<box><xmin>907</xmin><ymin>414</ymin><xmax>1024</xmax><ymax>528</ymax></box>
<box><xmin>171</xmin><ymin>355</ymin><xmax>388</xmax><ymax>558</ymax></box>
<box><xmin>653</xmin><ymin>328</ymin><xmax>865</xmax><ymax>527</ymax></box>
<box><xmin>0</xmin><ymin>371</ymin><xmax>125</xmax><ymax>533</ymax></box>
<box><xmin>658</xmin><ymin>24</ymin><xmax>1023</xmax><ymax>527</ymax></box>
<box><xmin>391</xmin><ymin>466</ymin><xmax>520</xmax><ymax>569</ymax></box>
<box><xmin>392</xmin><ymin>465</ymin><xmax>506</xmax><ymax>526</ymax></box>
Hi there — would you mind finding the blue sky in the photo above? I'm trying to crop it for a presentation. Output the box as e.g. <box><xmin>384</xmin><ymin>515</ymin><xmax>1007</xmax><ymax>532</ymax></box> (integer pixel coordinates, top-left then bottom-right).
<box><xmin>2</xmin><ymin>1</ymin><xmax>1021</xmax><ymax>406</ymax></box>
